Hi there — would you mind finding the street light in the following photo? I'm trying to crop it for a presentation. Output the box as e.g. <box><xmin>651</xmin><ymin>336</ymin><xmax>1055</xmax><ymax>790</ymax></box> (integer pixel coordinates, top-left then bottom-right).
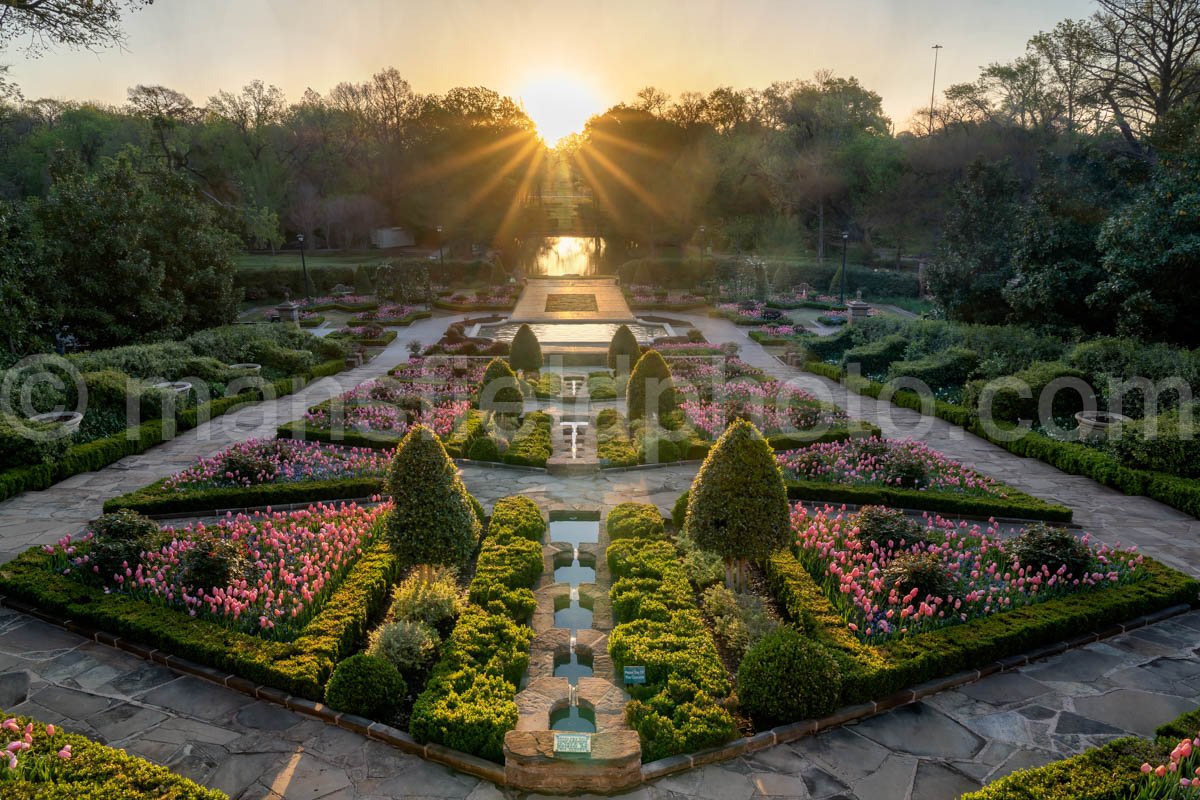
<box><xmin>839</xmin><ymin>231</ymin><xmax>849</xmax><ymax>306</ymax></box>
<box><xmin>436</xmin><ymin>225</ymin><xmax>444</xmax><ymax>267</ymax></box>
<box><xmin>297</xmin><ymin>233</ymin><xmax>311</xmax><ymax>300</ymax></box>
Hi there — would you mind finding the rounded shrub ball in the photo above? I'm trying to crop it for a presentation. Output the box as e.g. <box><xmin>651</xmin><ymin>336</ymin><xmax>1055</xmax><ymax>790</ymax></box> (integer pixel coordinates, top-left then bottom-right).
<box><xmin>737</xmin><ymin>627</ymin><xmax>841</xmax><ymax>726</ymax></box>
<box><xmin>324</xmin><ymin>654</ymin><xmax>406</xmax><ymax>720</ymax></box>
<box><xmin>466</xmin><ymin>435</ymin><xmax>501</xmax><ymax>462</ymax></box>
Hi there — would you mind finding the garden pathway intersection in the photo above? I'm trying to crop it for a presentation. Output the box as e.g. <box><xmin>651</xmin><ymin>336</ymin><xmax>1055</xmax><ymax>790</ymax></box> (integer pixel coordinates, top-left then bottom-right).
<box><xmin>0</xmin><ymin>311</ymin><xmax>1196</xmax><ymax>799</ymax></box>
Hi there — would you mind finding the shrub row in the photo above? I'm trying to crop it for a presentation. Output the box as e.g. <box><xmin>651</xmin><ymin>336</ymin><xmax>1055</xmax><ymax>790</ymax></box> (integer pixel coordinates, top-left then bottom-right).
<box><xmin>409</xmin><ymin>495</ymin><xmax>542</xmax><ymax>763</ymax></box>
<box><xmin>442</xmin><ymin>409</ymin><xmax>487</xmax><ymax>459</ymax></box>
<box><xmin>802</xmin><ymin>361</ymin><xmax>1200</xmax><ymax>519</ymax></box>
<box><xmin>102</xmin><ymin>476</ymin><xmax>384</xmax><ymax>516</ymax></box>
<box><xmin>784</xmin><ymin>480</ymin><xmax>1073</xmax><ymax>523</ymax></box>
<box><xmin>0</xmin><ymin>519</ymin><xmax>403</xmax><ymax>701</ymax></box>
<box><xmin>597</xmin><ymin>408</ymin><xmax>639</xmax><ymax>467</ymax></box>
<box><xmin>605</xmin><ymin>514</ymin><xmax>738</xmax><ymax>762</ymax></box>
<box><xmin>0</xmin><ymin>359</ymin><xmax>346</xmax><ymax>505</ymax></box>
<box><xmin>502</xmin><ymin>411</ymin><xmax>553</xmax><ymax>467</ymax></box>
<box><xmin>764</xmin><ymin>549</ymin><xmax>1198</xmax><ymax>712</ymax></box>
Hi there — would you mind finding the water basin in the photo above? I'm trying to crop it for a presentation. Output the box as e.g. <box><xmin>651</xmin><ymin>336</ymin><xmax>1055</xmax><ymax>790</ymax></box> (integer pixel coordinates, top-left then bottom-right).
<box><xmin>550</xmin><ymin>705</ymin><xmax>597</xmax><ymax>733</ymax></box>
<box><xmin>480</xmin><ymin>322</ymin><xmax>666</xmax><ymax>345</ymax></box>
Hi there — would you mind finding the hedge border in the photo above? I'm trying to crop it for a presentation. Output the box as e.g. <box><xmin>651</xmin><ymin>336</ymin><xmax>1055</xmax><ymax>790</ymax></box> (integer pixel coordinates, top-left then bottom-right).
<box><xmin>0</xmin><ymin>358</ymin><xmax>347</xmax><ymax>505</ymax></box>
<box><xmin>102</xmin><ymin>476</ymin><xmax>384</xmax><ymax>516</ymax></box>
<box><xmin>800</xmin><ymin>360</ymin><xmax>1200</xmax><ymax>519</ymax></box>
<box><xmin>783</xmin><ymin>480</ymin><xmax>1074</xmax><ymax>522</ymax></box>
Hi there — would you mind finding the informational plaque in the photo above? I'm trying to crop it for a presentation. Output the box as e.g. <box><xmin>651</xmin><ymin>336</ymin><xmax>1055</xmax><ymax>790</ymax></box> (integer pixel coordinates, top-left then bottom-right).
<box><xmin>623</xmin><ymin>665</ymin><xmax>646</xmax><ymax>685</ymax></box>
<box><xmin>553</xmin><ymin>732</ymin><xmax>592</xmax><ymax>754</ymax></box>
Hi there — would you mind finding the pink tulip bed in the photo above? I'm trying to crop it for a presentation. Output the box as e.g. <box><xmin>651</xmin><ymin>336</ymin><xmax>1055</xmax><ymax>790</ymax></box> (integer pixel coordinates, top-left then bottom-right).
<box><xmin>303</xmin><ymin>399</ymin><xmax>472</xmax><ymax>440</ymax></box>
<box><xmin>776</xmin><ymin>437</ymin><xmax>1008</xmax><ymax>496</ymax></box>
<box><xmin>790</xmin><ymin>503</ymin><xmax>1144</xmax><ymax>644</ymax></box>
<box><xmin>162</xmin><ymin>439</ymin><xmax>390</xmax><ymax>492</ymax></box>
<box><xmin>625</xmin><ymin>284</ymin><xmax>707</xmax><ymax>308</ymax></box>
<box><xmin>680</xmin><ymin>381</ymin><xmax>852</xmax><ymax>440</ymax></box>
<box><xmin>43</xmin><ymin>501</ymin><xmax>389</xmax><ymax>640</ymax></box>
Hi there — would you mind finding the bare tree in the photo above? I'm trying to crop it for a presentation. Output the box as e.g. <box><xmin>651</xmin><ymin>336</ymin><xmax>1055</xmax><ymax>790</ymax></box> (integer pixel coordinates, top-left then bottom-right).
<box><xmin>0</xmin><ymin>0</ymin><xmax>151</xmax><ymax>55</ymax></box>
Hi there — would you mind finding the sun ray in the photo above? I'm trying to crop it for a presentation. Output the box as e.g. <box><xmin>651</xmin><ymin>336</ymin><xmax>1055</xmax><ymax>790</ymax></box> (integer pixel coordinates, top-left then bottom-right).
<box><xmin>586</xmin><ymin>126</ymin><xmax>670</xmax><ymax>160</ymax></box>
<box><xmin>492</xmin><ymin>147</ymin><xmax>548</xmax><ymax>246</ymax></box>
<box><xmin>576</xmin><ymin>144</ymin><xmax>667</xmax><ymax>219</ymax></box>
<box><xmin>441</xmin><ymin>136</ymin><xmax>542</xmax><ymax>231</ymax></box>
<box><xmin>405</xmin><ymin>128</ymin><xmax>533</xmax><ymax>186</ymax></box>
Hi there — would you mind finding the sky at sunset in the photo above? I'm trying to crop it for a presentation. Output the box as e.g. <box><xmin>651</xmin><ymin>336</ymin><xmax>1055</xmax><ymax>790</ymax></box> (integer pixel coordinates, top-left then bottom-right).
<box><xmin>6</xmin><ymin>0</ymin><xmax>1097</xmax><ymax>135</ymax></box>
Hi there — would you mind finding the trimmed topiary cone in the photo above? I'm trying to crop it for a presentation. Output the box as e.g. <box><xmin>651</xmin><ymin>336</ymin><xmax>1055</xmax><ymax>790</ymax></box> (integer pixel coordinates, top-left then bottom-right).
<box><xmin>685</xmin><ymin>418</ymin><xmax>790</xmax><ymax>590</ymax></box>
<box><xmin>479</xmin><ymin>356</ymin><xmax>524</xmax><ymax>412</ymax></box>
<box><xmin>626</xmin><ymin>349</ymin><xmax>675</xmax><ymax>422</ymax></box>
<box><xmin>385</xmin><ymin>424</ymin><xmax>481</xmax><ymax>568</ymax></box>
<box><xmin>508</xmin><ymin>324</ymin><xmax>543</xmax><ymax>375</ymax></box>
<box><xmin>608</xmin><ymin>324</ymin><xmax>641</xmax><ymax>374</ymax></box>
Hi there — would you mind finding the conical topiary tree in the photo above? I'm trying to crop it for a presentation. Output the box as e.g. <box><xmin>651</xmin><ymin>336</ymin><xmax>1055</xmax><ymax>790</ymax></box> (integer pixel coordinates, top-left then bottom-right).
<box><xmin>385</xmin><ymin>424</ymin><xmax>481</xmax><ymax>568</ymax></box>
<box><xmin>479</xmin><ymin>357</ymin><xmax>524</xmax><ymax>410</ymax></box>
<box><xmin>354</xmin><ymin>264</ymin><xmax>374</xmax><ymax>296</ymax></box>
<box><xmin>509</xmin><ymin>324</ymin><xmax>543</xmax><ymax>375</ymax></box>
<box><xmin>685</xmin><ymin>419</ymin><xmax>790</xmax><ymax>591</ymax></box>
<box><xmin>608</xmin><ymin>324</ymin><xmax>641</xmax><ymax>375</ymax></box>
<box><xmin>626</xmin><ymin>349</ymin><xmax>675</xmax><ymax>422</ymax></box>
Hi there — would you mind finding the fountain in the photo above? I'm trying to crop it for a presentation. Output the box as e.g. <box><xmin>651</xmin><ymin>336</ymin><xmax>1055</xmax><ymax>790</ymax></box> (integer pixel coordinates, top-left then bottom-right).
<box><xmin>548</xmin><ymin>517</ymin><xmax>599</xmax><ymax>734</ymax></box>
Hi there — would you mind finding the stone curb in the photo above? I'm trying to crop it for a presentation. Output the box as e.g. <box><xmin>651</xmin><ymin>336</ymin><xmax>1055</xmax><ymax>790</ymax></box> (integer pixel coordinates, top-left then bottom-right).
<box><xmin>453</xmin><ymin>459</ymin><xmax>547</xmax><ymax>474</ymax></box>
<box><xmin>637</xmin><ymin>602</ymin><xmax>1195</xmax><ymax>783</ymax></box>
<box><xmin>3</xmin><ymin>591</ymin><xmax>1191</xmax><ymax>795</ymax></box>
<box><xmin>599</xmin><ymin>459</ymin><xmax>704</xmax><ymax>474</ymax></box>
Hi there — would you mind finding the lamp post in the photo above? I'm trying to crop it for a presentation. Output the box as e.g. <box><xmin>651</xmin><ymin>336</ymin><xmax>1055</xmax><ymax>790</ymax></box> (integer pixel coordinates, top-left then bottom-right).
<box><xmin>839</xmin><ymin>231</ymin><xmax>849</xmax><ymax>306</ymax></box>
<box><xmin>929</xmin><ymin>44</ymin><xmax>943</xmax><ymax>136</ymax></box>
<box><xmin>436</xmin><ymin>225</ymin><xmax>444</xmax><ymax>267</ymax></box>
<box><xmin>297</xmin><ymin>233</ymin><xmax>311</xmax><ymax>300</ymax></box>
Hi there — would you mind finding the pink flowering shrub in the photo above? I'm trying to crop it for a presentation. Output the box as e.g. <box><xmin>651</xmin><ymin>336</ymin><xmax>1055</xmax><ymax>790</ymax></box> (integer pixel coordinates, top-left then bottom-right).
<box><xmin>1</xmin><ymin>718</ymin><xmax>71</xmax><ymax>779</ymax></box>
<box><xmin>776</xmin><ymin>437</ymin><xmax>1009</xmax><ymax>496</ymax></box>
<box><xmin>355</xmin><ymin>303</ymin><xmax>417</xmax><ymax>321</ymax></box>
<box><xmin>791</xmin><ymin>504</ymin><xmax>1144</xmax><ymax>643</ymax></box>
<box><xmin>163</xmin><ymin>439</ymin><xmax>390</xmax><ymax>492</ymax></box>
<box><xmin>755</xmin><ymin>324</ymin><xmax>799</xmax><ymax>338</ymax></box>
<box><xmin>1137</xmin><ymin>733</ymin><xmax>1200</xmax><ymax>796</ymax></box>
<box><xmin>48</xmin><ymin>501</ymin><xmax>389</xmax><ymax>639</ymax></box>
<box><xmin>304</xmin><ymin>400</ymin><xmax>471</xmax><ymax>439</ymax></box>
<box><xmin>336</xmin><ymin>325</ymin><xmax>385</xmax><ymax>338</ymax></box>
<box><xmin>681</xmin><ymin>381</ymin><xmax>850</xmax><ymax>439</ymax></box>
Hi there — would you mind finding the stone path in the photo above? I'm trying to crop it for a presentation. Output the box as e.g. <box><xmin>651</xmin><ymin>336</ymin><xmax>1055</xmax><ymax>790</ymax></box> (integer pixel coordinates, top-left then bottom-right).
<box><xmin>0</xmin><ymin>312</ymin><xmax>1196</xmax><ymax>799</ymax></box>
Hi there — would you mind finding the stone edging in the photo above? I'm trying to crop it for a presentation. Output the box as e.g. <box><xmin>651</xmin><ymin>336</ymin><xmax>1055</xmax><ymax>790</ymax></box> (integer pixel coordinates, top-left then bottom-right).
<box><xmin>638</xmin><ymin>602</ymin><xmax>1195</xmax><ymax>782</ymax></box>
<box><xmin>600</xmin><ymin>459</ymin><xmax>704</xmax><ymax>473</ymax></box>
<box><xmin>452</xmin><ymin>459</ymin><xmax>547</xmax><ymax>473</ymax></box>
<box><xmin>1</xmin><ymin>593</ymin><xmax>1189</xmax><ymax>794</ymax></box>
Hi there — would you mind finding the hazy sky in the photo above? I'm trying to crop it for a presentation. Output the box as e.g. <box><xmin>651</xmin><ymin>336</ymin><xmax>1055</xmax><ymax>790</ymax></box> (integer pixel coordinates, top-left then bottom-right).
<box><xmin>6</xmin><ymin>0</ymin><xmax>1097</xmax><ymax>132</ymax></box>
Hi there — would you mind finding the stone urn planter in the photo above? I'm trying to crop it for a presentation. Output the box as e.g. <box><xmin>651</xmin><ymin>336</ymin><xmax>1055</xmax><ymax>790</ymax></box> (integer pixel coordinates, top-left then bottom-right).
<box><xmin>152</xmin><ymin>381</ymin><xmax>193</xmax><ymax>396</ymax></box>
<box><xmin>29</xmin><ymin>411</ymin><xmax>83</xmax><ymax>434</ymax></box>
<box><xmin>228</xmin><ymin>363</ymin><xmax>262</xmax><ymax>375</ymax></box>
<box><xmin>1075</xmin><ymin>410</ymin><xmax>1131</xmax><ymax>441</ymax></box>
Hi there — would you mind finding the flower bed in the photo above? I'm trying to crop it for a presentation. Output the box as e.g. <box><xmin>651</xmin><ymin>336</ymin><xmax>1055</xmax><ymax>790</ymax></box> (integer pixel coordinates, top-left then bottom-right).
<box><xmin>303</xmin><ymin>295</ymin><xmax>378</xmax><ymax>312</ymax></box>
<box><xmin>679</xmin><ymin>380</ymin><xmax>853</xmax><ymax>439</ymax></box>
<box><xmin>624</xmin><ymin>285</ymin><xmax>707</xmax><ymax>309</ymax></box>
<box><xmin>302</xmin><ymin>399</ymin><xmax>473</xmax><ymax>440</ymax></box>
<box><xmin>0</xmin><ymin>714</ymin><xmax>225</xmax><ymax>798</ymax></box>
<box><xmin>433</xmin><ymin>287</ymin><xmax>517</xmax><ymax>311</ymax></box>
<box><xmin>791</xmin><ymin>504</ymin><xmax>1143</xmax><ymax>643</ymax></box>
<box><xmin>329</xmin><ymin>325</ymin><xmax>398</xmax><ymax>347</ymax></box>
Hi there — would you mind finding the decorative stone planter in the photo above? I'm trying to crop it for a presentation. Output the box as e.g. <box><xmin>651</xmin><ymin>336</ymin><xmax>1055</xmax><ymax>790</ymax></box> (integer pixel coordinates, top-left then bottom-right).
<box><xmin>152</xmin><ymin>381</ymin><xmax>193</xmax><ymax>396</ymax></box>
<box><xmin>1075</xmin><ymin>410</ymin><xmax>1131</xmax><ymax>441</ymax></box>
<box><xmin>227</xmin><ymin>363</ymin><xmax>262</xmax><ymax>375</ymax></box>
<box><xmin>29</xmin><ymin>411</ymin><xmax>83</xmax><ymax>433</ymax></box>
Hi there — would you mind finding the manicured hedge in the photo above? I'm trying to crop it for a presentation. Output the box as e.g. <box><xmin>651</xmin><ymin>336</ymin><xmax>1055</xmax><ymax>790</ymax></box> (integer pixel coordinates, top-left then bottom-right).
<box><xmin>0</xmin><ymin>713</ymin><xmax>227</xmax><ymax>799</ymax></box>
<box><xmin>502</xmin><ymin>411</ymin><xmax>553</xmax><ymax>467</ymax></box>
<box><xmin>764</xmin><ymin>549</ymin><xmax>1198</xmax><ymax>711</ymax></box>
<box><xmin>442</xmin><ymin>409</ymin><xmax>487</xmax><ymax>459</ymax></box>
<box><xmin>801</xmin><ymin>361</ymin><xmax>1200</xmax><ymax>519</ymax></box>
<box><xmin>0</xmin><ymin>519</ymin><xmax>403</xmax><ymax>701</ymax></box>
<box><xmin>605</xmin><ymin>514</ymin><xmax>738</xmax><ymax>761</ymax></box>
<box><xmin>0</xmin><ymin>358</ymin><xmax>346</xmax><ymax>505</ymax></box>
<box><xmin>409</xmin><ymin>494</ymin><xmax>542</xmax><ymax>763</ymax></box>
<box><xmin>784</xmin><ymin>480</ymin><xmax>1073</xmax><ymax>522</ymax></box>
<box><xmin>102</xmin><ymin>476</ymin><xmax>384</xmax><ymax>515</ymax></box>
<box><xmin>597</xmin><ymin>408</ymin><xmax>639</xmax><ymax>467</ymax></box>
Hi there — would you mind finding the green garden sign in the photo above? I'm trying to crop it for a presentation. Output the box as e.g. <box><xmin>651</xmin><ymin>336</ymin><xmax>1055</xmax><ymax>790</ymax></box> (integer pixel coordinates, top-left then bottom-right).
<box><xmin>623</xmin><ymin>665</ymin><xmax>646</xmax><ymax>685</ymax></box>
<box><xmin>553</xmin><ymin>732</ymin><xmax>592</xmax><ymax>754</ymax></box>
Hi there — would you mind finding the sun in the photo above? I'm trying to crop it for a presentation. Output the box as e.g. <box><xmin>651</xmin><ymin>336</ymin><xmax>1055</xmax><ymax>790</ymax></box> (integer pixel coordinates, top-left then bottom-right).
<box><xmin>516</xmin><ymin>74</ymin><xmax>600</xmax><ymax>147</ymax></box>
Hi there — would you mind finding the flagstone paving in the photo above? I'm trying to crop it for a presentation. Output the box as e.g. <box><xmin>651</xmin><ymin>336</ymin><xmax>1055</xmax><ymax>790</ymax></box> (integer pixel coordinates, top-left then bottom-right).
<box><xmin>0</xmin><ymin>311</ymin><xmax>1196</xmax><ymax>799</ymax></box>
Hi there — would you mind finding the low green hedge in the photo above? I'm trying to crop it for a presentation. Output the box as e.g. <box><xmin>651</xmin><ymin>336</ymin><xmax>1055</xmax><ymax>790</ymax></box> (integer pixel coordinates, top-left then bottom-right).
<box><xmin>802</xmin><ymin>361</ymin><xmax>1200</xmax><ymax>519</ymax></box>
<box><xmin>102</xmin><ymin>476</ymin><xmax>384</xmax><ymax>516</ymax></box>
<box><xmin>375</xmin><ymin>310</ymin><xmax>433</xmax><ymax>326</ymax></box>
<box><xmin>606</xmin><ymin>522</ymin><xmax>738</xmax><ymax>761</ymax></box>
<box><xmin>784</xmin><ymin>480</ymin><xmax>1073</xmax><ymax>522</ymax></box>
<box><xmin>841</xmin><ymin>334</ymin><xmax>908</xmax><ymax>375</ymax></box>
<box><xmin>442</xmin><ymin>410</ymin><xmax>487</xmax><ymax>459</ymax></box>
<box><xmin>962</xmin><ymin>708</ymin><xmax>1200</xmax><ymax>799</ymax></box>
<box><xmin>0</xmin><ymin>521</ymin><xmax>402</xmax><ymax>701</ymax></box>
<box><xmin>607</xmin><ymin>502</ymin><xmax>666</xmax><ymax>540</ymax></box>
<box><xmin>764</xmin><ymin>550</ymin><xmax>1198</xmax><ymax>711</ymax></box>
<box><xmin>410</xmin><ymin>494</ymin><xmax>542</xmax><ymax>763</ymax></box>
<box><xmin>597</xmin><ymin>408</ymin><xmax>640</xmax><ymax>467</ymax></box>
<box><xmin>0</xmin><ymin>713</ymin><xmax>227</xmax><ymax>798</ymax></box>
<box><xmin>502</xmin><ymin>411</ymin><xmax>553</xmax><ymax>467</ymax></box>
<box><xmin>748</xmin><ymin>331</ymin><xmax>794</xmax><ymax>346</ymax></box>
<box><xmin>0</xmin><ymin>359</ymin><xmax>346</xmax><ymax>505</ymax></box>
<box><xmin>307</xmin><ymin>300</ymin><xmax>379</xmax><ymax>313</ymax></box>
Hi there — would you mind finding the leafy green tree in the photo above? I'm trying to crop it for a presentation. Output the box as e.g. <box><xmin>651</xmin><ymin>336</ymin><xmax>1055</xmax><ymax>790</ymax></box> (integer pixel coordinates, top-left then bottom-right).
<box><xmin>626</xmin><ymin>350</ymin><xmax>675</xmax><ymax>422</ymax></box>
<box><xmin>384</xmin><ymin>424</ymin><xmax>481</xmax><ymax>568</ymax></box>
<box><xmin>0</xmin><ymin>199</ymin><xmax>51</xmax><ymax>362</ymax></box>
<box><xmin>508</xmin><ymin>324</ymin><xmax>542</xmax><ymax>374</ymax></box>
<box><xmin>684</xmin><ymin>419</ymin><xmax>790</xmax><ymax>591</ymax></box>
<box><xmin>926</xmin><ymin>160</ymin><xmax>1024</xmax><ymax>323</ymax></box>
<box><xmin>608</xmin><ymin>324</ymin><xmax>641</xmax><ymax>374</ymax></box>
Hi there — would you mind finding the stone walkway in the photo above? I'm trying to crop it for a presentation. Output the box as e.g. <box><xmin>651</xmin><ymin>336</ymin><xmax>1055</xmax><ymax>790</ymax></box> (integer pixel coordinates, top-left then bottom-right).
<box><xmin>0</xmin><ymin>312</ymin><xmax>1196</xmax><ymax>800</ymax></box>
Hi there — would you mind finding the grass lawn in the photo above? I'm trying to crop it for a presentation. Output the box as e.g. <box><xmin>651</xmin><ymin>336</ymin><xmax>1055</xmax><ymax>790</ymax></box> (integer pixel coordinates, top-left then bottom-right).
<box><xmin>234</xmin><ymin>252</ymin><xmax>391</xmax><ymax>272</ymax></box>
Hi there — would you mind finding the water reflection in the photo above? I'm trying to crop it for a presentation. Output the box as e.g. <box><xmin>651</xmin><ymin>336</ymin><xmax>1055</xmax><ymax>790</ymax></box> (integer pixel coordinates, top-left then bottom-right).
<box><xmin>521</xmin><ymin>236</ymin><xmax>606</xmax><ymax>276</ymax></box>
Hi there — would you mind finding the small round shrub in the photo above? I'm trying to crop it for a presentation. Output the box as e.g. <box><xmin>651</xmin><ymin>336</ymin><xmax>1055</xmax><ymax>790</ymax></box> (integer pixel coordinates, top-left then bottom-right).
<box><xmin>219</xmin><ymin>449</ymin><xmax>278</xmax><ymax>484</ymax></box>
<box><xmin>1009</xmin><ymin>523</ymin><xmax>1094</xmax><ymax>578</ymax></box>
<box><xmin>737</xmin><ymin>627</ymin><xmax>841</xmax><ymax>726</ymax></box>
<box><xmin>368</xmin><ymin>620</ymin><xmax>439</xmax><ymax>676</ymax></box>
<box><xmin>91</xmin><ymin>509</ymin><xmax>160</xmax><ymax>542</ymax></box>
<box><xmin>882</xmin><ymin>449</ymin><xmax>929</xmax><ymax>489</ymax></box>
<box><xmin>466</xmin><ymin>435</ymin><xmax>501</xmax><ymax>462</ymax></box>
<box><xmin>639</xmin><ymin>435</ymin><xmax>680</xmax><ymax>464</ymax></box>
<box><xmin>479</xmin><ymin>357</ymin><xmax>523</xmax><ymax>408</ymax></box>
<box><xmin>178</xmin><ymin>535</ymin><xmax>248</xmax><ymax>591</ymax></box>
<box><xmin>853</xmin><ymin>506</ymin><xmax>931</xmax><ymax>551</ymax></box>
<box><xmin>488</xmin><ymin>495</ymin><xmax>546</xmax><ymax>541</ymax></box>
<box><xmin>608</xmin><ymin>503</ymin><xmax>665</xmax><ymax>540</ymax></box>
<box><xmin>508</xmin><ymin>324</ymin><xmax>543</xmax><ymax>374</ymax></box>
<box><xmin>881</xmin><ymin>552</ymin><xmax>953</xmax><ymax>599</ymax></box>
<box><xmin>85</xmin><ymin>510</ymin><xmax>163</xmax><ymax>581</ymax></box>
<box><xmin>390</xmin><ymin>566</ymin><xmax>463</xmax><ymax>637</ymax></box>
<box><xmin>324</xmin><ymin>654</ymin><xmax>406</xmax><ymax>720</ymax></box>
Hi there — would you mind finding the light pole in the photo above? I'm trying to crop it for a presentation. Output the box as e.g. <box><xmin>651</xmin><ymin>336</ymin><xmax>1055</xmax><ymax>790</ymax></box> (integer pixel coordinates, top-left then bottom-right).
<box><xmin>436</xmin><ymin>225</ymin><xmax>444</xmax><ymax>267</ymax></box>
<box><xmin>839</xmin><ymin>231</ymin><xmax>849</xmax><ymax>306</ymax></box>
<box><xmin>929</xmin><ymin>44</ymin><xmax>943</xmax><ymax>136</ymax></box>
<box><xmin>297</xmin><ymin>233</ymin><xmax>311</xmax><ymax>300</ymax></box>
